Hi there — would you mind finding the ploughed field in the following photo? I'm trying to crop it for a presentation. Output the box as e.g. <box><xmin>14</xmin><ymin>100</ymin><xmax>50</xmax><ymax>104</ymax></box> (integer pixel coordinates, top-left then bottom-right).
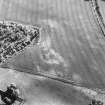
<box><xmin>0</xmin><ymin>0</ymin><xmax>105</xmax><ymax>105</ymax></box>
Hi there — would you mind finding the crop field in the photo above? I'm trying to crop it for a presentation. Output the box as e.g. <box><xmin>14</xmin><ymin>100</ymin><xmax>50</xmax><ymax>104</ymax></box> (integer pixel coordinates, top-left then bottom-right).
<box><xmin>0</xmin><ymin>0</ymin><xmax>105</xmax><ymax>105</ymax></box>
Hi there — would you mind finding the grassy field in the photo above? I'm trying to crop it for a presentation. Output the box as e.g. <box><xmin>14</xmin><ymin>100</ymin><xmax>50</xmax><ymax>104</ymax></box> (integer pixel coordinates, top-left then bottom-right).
<box><xmin>0</xmin><ymin>68</ymin><xmax>91</xmax><ymax>105</ymax></box>
<box><xmin>0</xmin><ymin>0</ymin><xmax>105</xmax><ymax>104</ymax></box>
<box><xmin>99</xmin><ymin>0</ymin><xmax>105</xmax><ymax>23</ymax></box>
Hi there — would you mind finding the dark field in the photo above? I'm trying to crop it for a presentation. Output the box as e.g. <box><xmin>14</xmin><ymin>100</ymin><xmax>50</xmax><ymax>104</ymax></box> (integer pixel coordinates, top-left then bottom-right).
<box><xmin>0</xmin><ymin>0</ymin><xmax>105</xmax><ymax>105</ymax></box>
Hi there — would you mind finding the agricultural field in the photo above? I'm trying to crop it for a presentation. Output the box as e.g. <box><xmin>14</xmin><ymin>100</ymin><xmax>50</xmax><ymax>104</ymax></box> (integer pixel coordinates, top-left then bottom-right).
<box><xmin>0</xmin><ymin>0</ymin><xmax>105</xmax><ymax>105</ymax></box>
